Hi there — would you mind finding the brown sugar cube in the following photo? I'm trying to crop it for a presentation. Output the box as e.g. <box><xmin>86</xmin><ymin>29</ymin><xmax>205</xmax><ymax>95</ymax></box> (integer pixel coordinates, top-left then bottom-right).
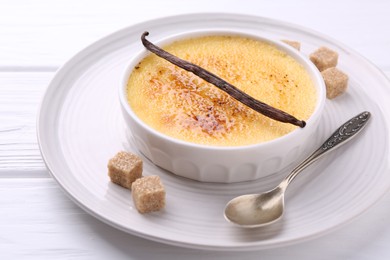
<box><xmin>132</xmin><ymin>175</ymin><xmax>166</xmax><ymax>214</ymax></box>
<box><xmin>108</xmin><ymin>151</ymin><xmax>142</xmax><ymax>189</ymax></box>
<box><xmin>310</xmin><ymin>46</ymin><xmax>338</xmax><ymax>71</ymax></box>
<box><xmin>282</xmin><ymin>40</ymin><xmax>301</xmax><ymax>51</ymax></box>
<box><xmin>321</xmin><ymin>67</ymin><xmax>348</xmax><ymax>99</ymax></box>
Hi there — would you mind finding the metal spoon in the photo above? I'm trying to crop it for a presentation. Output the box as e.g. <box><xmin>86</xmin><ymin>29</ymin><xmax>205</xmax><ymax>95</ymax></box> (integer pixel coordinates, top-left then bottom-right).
<box><xmin>224</xmin><ymin>111</ymin><xmax>371</xmax><ymax>228</ymax></box>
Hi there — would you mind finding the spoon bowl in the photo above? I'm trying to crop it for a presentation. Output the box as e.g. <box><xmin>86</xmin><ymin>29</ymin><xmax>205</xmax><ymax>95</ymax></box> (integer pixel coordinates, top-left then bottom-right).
<box><xmin>225</xmin><ymin>187</ymin><xmax>285</xmax><ymax>227</ymax></box>
<box><xmin>224</xmin><ymin>111</ymin><xmax>371</xmax><ymax>228</ymax></box>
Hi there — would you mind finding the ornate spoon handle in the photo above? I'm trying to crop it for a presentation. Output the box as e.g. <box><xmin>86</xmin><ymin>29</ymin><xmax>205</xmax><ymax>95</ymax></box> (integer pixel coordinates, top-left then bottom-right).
<box><xmin>284</xmin><ymin>111</ymin><xmax>371</xmax><ymax>186</ymax></box>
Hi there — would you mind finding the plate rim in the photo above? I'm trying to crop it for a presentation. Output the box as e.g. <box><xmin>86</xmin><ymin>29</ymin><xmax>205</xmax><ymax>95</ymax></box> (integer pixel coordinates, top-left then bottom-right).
<box><xmin>36</xmin><ymin>12</ymin><xmax>390</xmax><ymax>251</ymax></box>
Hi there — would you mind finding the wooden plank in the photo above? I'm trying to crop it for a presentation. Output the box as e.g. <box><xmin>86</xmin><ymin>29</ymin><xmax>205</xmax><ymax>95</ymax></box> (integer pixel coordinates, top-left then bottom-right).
<box><xmin>0</xmin><ymin>0</ymin><xmax>389</xmax><ymax>69</ymax></box>
<box><xmin>0</xmin><ymin>72</ymin><xmax>51</xmax><ymax>176</ymax></box>
<box><xmin>1</xmin><ymin>69</ymin><xmax>390</xmax><ymax>177</ymax></box>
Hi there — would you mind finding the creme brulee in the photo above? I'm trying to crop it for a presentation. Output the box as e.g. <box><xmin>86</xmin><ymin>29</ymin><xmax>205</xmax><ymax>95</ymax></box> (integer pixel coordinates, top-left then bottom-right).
<box><xmin>126</xmin><ymin>35</ymin><xmax>317</xmax><ymax>146</ymax></box>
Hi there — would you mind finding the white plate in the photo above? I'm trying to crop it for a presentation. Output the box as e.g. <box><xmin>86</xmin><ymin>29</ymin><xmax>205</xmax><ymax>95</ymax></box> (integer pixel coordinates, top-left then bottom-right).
<box><xmin>37</xmin><ymin>13</ymin><xmax>390</xmax><ymax>251</ymax></box>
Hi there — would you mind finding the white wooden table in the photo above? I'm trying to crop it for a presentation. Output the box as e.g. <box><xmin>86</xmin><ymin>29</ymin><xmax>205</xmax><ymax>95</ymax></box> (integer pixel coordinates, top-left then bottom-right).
<box><xmin>1</xmin><ymin>0</ymin><xmax>390</xmax><ymax>259</ymax></box>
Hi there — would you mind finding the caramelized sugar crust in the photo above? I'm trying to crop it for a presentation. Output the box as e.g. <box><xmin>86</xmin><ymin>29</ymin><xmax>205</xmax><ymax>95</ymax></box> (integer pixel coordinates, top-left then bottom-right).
<box><xmin>127</xmin><ymin>36</ymin><xmax>316</xmax><ymax>146</ymax></box>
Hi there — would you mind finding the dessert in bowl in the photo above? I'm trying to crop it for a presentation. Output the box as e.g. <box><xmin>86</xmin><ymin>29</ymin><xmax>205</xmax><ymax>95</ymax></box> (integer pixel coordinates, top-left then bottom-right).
<box><xmin>120</xmin><ymin>30</ymin><xmax>326</xmax><ymax>183</ymax></box>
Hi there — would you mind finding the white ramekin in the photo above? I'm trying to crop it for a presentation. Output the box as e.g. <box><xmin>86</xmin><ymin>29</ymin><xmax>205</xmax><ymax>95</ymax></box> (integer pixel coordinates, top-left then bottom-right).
<box><xmin>120</xmin><ymin>30</ymin><xmax>326</xmax><ymax>183</ymax></box>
